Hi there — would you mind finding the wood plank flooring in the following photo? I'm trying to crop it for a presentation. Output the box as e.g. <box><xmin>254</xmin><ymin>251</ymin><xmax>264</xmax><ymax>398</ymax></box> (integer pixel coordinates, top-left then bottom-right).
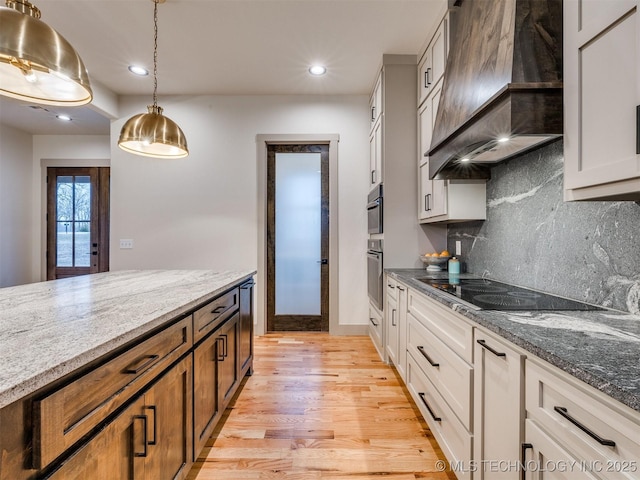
<box><xmin>187</xmin><ymin>333</ymin><xmax>455</xmax><ymax>480</ymax></box>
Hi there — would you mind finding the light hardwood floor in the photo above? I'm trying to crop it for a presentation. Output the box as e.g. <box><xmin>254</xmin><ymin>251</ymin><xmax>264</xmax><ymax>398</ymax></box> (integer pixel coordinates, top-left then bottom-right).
<box><xmin>187</xmin><ymin>333</ymin><xmax>455</xmax><ymax>480</ymax></box>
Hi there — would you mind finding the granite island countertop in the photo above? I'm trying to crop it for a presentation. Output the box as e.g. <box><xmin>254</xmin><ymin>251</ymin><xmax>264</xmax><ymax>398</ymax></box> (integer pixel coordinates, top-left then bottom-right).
<box><xmin>387</xmin><ymin>268</ymin><xmax>640</xmax><ymax>413</ymax></box>
<box><xmin>0</xmin><ymin>269</ymin><xmax>255</xmax><ymax>409</ymax></box>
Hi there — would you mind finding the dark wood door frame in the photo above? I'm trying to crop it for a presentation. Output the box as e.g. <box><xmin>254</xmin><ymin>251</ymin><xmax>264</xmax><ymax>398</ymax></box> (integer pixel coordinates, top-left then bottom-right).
<box><xmin>266</xmin><ymin>144</ymin><xmax>329</xmax><ymax>332</ymax></box>
<box><xmin>46</xmin><ymin>167</ymin><xmax>110</xmax><ymax>280</ymax></box>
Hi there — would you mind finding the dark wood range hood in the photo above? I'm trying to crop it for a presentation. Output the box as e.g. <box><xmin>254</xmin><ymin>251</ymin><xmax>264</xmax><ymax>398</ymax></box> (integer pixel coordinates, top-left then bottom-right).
<box><xmin>428</xmin><ymin>0</ymin><xmax>563</xmax><ymax>180</ymax></box>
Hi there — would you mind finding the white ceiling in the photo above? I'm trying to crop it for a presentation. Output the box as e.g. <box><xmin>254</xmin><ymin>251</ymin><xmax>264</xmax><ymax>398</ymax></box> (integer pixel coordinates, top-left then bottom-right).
<box><xmin>0</xmin><ymin>0</ymin><xmax>446</xmax><ymax>135</ymax></box>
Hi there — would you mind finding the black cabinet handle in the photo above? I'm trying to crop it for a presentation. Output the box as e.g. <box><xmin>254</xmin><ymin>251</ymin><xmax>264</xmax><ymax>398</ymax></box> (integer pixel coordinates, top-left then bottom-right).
<box><xmin>477</xmin><ymin>339</ymin><xmax>506</xmax><ymax>357</ymax></box>
<box><xmin>124</xmin><ymin>354</ymin><xmax>160</xmax><ymax>374</ymax></box>
<box><xmin>553</xmin><ymin>406</ymin><xmax>616</xmax><ymax>447</ymax></box>
<box><xmin>145</xmin><ymin>406</ymin><xmax>157</xmax><ymax>445</ymax></box>
<box><xmin>426</xmin><ymin>67</ymin><xmax>432</xmax><ymax>86</ymax></box>
<box><xmin>424</xmin><ymin>194</ymin><xmax>428</xmax><ymax>213</ymax></box>
<box><xmin>387</xmin><ymin>284</ymin><xmax>395</xmax><ymax>289</ymax></box>
<box><xmin>133</xmin><ymin>415</ymin><xmax>148</xmax><ymax>458</ymax></box>
<box><xmin>418</xmin><ymin>392</ymin><xmax>441</xmax><ymax>422</ymax></box>
<box><xmin>417</xmin><ymin>345</ymin><xmax>439</xmax><ymax>367</ymax></box>
<box><xmin>211</xmin><ymin>305</ymin><xmax>227</xmax><ymax>315</ymax></box>
<box><xmin>216</xmin><ymin>337</ymin><xmax>225</xmax><ymax>361</ymax></box>
<box><xmin>636</xmin><ymin>105</ymin><xmax>639</xmax><ymax>154</ymax></box>
<box><xmin>371</xmin><ymin>106</ymin><xmax>376</xmax><ymax>122</ymax></box>
<box><xmin>521</xmin><ymin>443</ymin><xmax>533</xmax><ymax>480</ymax></box>
<box><xmin>397</xmin><ymin>286</ymin><xmax>405</xmax><ymax>292</ymax></box>
<box><xmin>369</xmin><ymin>317</ymin><xmax>379</xmax><ymax>327</ymax></box>
<box><xmin>371</xmin><ymin>170</ymin><xmax>376</xmax><ymax>184</ymax></box>
<box><xmin>424</xmin><ymin>70</ymin><xmax>429</xmax><ymax>88</ymax></box>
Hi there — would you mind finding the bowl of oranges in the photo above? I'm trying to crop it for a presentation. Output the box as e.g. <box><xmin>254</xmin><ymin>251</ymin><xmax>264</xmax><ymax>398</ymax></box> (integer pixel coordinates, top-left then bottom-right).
<box><xmin>420</xmin><ymin>250</ymin><xmax>451</xmax><ymax>271</ymax></box>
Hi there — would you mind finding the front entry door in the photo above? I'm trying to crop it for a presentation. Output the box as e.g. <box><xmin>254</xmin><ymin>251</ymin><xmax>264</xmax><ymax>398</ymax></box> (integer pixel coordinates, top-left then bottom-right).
<box><xmin>46</xmin><ymin>167</ymin><xmax>110</xmax><ymax>280</ymax></box>
<box><xmin>266</xmin><ymin>144</ymin><xmax>329</xmax><ymax>332</ymax></box>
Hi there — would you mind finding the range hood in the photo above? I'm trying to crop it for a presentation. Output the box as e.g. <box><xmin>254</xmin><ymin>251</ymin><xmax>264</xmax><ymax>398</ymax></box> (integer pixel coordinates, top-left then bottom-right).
<box><xmin>428</xmin><ymin>0</ymin><xmax>563</xmax><ymax>180</ymax></box>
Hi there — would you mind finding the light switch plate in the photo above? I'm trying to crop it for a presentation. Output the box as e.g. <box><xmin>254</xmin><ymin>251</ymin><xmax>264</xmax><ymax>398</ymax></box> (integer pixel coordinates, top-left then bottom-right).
<box><xmin>455</xmin><ymin>240</ymin><xmax>462</xmax><ymax>256</ymax></box>
<box><xmin>119</xmin><ymin>239</ymin><xmax>134</xmax><ymax>249</ymax></box>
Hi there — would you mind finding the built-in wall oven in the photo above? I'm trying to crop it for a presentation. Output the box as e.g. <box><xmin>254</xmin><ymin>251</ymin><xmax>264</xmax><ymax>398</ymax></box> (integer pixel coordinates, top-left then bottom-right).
<box><xmin>367</xmin><ymin>239</ymin><xmax>383</xmax><ymax>310</ymax></box>
<box><xmin>367</xmin><ymin>184</ymin><xmax>383</xmax><ymax>234</ymax></box>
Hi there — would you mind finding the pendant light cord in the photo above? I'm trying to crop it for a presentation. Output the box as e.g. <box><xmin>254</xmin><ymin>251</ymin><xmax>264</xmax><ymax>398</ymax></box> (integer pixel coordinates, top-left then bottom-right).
<box><xmin>152</xmin><ymin>0</ymin><xmax>159</xmax><ymax>108</ymax></box>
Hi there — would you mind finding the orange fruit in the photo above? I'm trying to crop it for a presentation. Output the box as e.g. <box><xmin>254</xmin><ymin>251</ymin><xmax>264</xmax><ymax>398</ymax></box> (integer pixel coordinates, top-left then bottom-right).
<box><xmin>440</xmin><ymin>250</ymin><xmax>450</xmax><ymax>257</ymax></box>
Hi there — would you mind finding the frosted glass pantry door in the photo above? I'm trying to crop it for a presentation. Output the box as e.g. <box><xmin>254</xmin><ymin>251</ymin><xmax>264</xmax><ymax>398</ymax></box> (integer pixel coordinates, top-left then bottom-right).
<box><xmin>274</xmin><ymin>152</ymin><xmax>321</xmax><ymax>315</ymax></box>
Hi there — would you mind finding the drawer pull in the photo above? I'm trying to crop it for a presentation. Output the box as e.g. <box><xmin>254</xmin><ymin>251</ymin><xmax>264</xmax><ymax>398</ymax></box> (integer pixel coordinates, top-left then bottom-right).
<box><xmin>553</xmin><ymin>406</ymin><xmax>616</xmax><ymax>447</ymax></box>
<box><xmin>145</xmin><ymin>406</ymin><xmax>157</xmax><ymax>445</ymax></box>
<box><xmin>212</xmin><ymin>305</ymin><xmax>227</xmax><ymax>314</ymax></box>
<box><xmin>417</xmin><ymin>345</ymin><xmax>439</xmax><ymax>367</ymax></box>
<box><xmin>369</xmin><ymin>317</ymin><xmax>379</xmax><ymax>327</ymax></box>
<box><xmin>391</xmin><ymin>309</ymin><xmax>397</xmax><ymax>326</ymax></box>
<box><xmin>397</xmin><ymin>286</ymin><xmax>405</xmax><ymax>291</ymax></box>
<box><xmin>477</xmin><ymin>339</ymin><xmax>506</xmax><ymax>357</ymax></box>
<box><xmin>418</xmin><ymin>392</ymin><xmax>441</xmax><ymax>422</ymax></box>
<box><xmin>124</xmin><ymin>354</ymin><xmax>160</xmax><ymax>374</ymax></box>
<box><xmin>133</xmin><ymin>415</ymin><xmax>148</xmax><ymax>458</ymax></box>
<box><xmin>216</xmin><ymin>337</ymin><xmax>225</xmax><ymax>362</ymax></box>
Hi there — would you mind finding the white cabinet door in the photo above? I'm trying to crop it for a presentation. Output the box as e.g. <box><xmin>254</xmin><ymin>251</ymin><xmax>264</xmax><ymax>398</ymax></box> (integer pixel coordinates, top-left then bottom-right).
<box><xmin>418</xmin><ymin>19</ymin><xmax>447</xmax><ymax>107</ymax></box>
<box><xmin>474</xmin><ymin>330</ymin><xmax>525</xmax><ymax>480</ymax></box>
<box><xmin>385</xmin><ymin>286</ymin><xmax>399</xmax><ymax>366</ymax></box>
<box><xmin>564</xmin><ymin>0</ymin><xmax>640</xmax><ymax>199</ymax></box>
<box><xmin>419</xmin><ymin>162</ymin><xmax>433</xmax><ymax>220</ymax></box>
<box><xmin>369</xmin><ymin>119</ymin><xmax>383</xmax><ymax>188</ymax></box>
<box><xmin>369</xmin><ymin>73</ymin><xmax>382</xmax><ymax>132</ymax></box>
<box><xmin>396</xmin><ymin>283</ymin><xmax>408</xmax><ymax>381</ymax></box>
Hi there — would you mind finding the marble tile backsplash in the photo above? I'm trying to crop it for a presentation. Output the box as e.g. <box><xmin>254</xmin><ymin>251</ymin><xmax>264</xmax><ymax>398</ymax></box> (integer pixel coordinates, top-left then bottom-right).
<box><xmin>447</xmin><ymin>141</ymin><xmax>640</xmax><ymax>314</ymax></box>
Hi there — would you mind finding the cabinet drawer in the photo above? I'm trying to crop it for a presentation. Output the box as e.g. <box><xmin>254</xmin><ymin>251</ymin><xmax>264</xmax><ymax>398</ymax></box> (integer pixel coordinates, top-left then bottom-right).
<box><xmin>33</xmin><ymin>315</ymin><xmax>192</xmax><ymax>469</ymax></box>
<box><xmin>193</xmin><ymin>287</ymin><xmax>239</xmax><ymax>342</ymax></box>
<box><xmin>407</xmin><ymin>353</ymin><xmax>472</xmax><ymax>480</ymax></box>
<box><xmin>408</xmin><ymin>288</ymin><xmax>474</xmax><ymax>363</ymax></box>
<box><xmin>407</xmin><ymin>312</ymin><xmax>473</xmax><ymax>429</ymax></box>
<box><xmin>526</xmin><ymin>360</ymin><xmax>640</xmax><ymax>479</ymax></box>
<box><xmin>368</xmin><ymin>303</ymin><xmax>384</xmax><ymax>360</ymax></box>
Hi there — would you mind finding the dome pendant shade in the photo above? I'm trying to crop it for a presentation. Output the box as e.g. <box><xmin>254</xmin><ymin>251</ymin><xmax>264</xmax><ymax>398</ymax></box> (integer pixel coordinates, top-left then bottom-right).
<box><xmin>0</xmin><ymin>1</ymin><xmax>92</xmax><ymax>106</ymax></box>
<box><xmin>118</xmin><ymin>105</ymin><xmax>189</xmax><ymax>159</ymax></box>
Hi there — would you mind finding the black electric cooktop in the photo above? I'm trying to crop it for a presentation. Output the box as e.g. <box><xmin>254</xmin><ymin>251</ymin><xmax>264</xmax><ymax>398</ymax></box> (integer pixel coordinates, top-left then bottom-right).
<box><xmin>417</xmin><ymin>278</ymin><xmax>603</xmax><ymax>311</ymax></box>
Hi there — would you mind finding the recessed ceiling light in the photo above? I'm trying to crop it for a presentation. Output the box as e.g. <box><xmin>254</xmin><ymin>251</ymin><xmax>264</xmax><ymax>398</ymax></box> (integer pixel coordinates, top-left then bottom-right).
<box><xmin>460</xmin><ymin>157</ymin><xmax>470</xmax><ymax>162</ymax></box>
<box><xmin>56</xmin><ymin>114</ymin><xmax>72</xmax><ymax>122</ymax></box>
<box><xmin>497</xmin><ymin>136</ymin><xmax>510</xmax><ymax>143</ymax></box>
<box><xmin>309</xmin><ymin>65</ymin><xmax>327</xmax><ymax>76</ymax></box>
<box><xmin>128</xmin><ymin>65</ymin><xmax>149</xmax><ymax>76</ymax></box>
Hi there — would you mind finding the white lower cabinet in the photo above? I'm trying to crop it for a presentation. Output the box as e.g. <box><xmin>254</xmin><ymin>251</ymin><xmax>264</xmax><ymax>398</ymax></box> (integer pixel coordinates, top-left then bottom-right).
<box><xmin>524</xmin><ymin>419</ymin><xmax>600</xmax><ymax>480</ymax></box>
<box><xmin>385</xmin><ymin>277</ymin><xmax>409</xmax><ymax>382</ymax></box>
<box><xmin>473</xmin><ymin>329</ymin><xmax>525</xmax><ymax>480</ymax></box>
<box><xmin>368</xmin><ymin>301</ymin><xmax>384</xmax><ymax>361</ymax></box>
<box><xmin>525</xmin><ymin>360</ymin><xmax>640</xmax><ymax>480</ymax></box>
<box><xmin>398</xmin><ymin>286</ymin><xmax>640</xmax><ymax>480</ymax></box>
<box><xmin>407</xmin><ymin>353</ymin><xmax>473</xmax><ymax>480</ymax></box>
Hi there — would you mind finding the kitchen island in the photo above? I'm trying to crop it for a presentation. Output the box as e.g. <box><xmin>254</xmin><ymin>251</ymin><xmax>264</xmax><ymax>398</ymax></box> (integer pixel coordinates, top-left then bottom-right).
<box><xmin>0</xmin><ymin>269</ymin><xmax>255</xmax><ymax>480</ymax></box>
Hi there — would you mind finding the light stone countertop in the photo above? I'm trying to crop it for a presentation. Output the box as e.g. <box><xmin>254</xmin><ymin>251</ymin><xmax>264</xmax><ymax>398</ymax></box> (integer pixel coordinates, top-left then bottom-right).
<box><xmin>387</xmin><ymin>269</ymin><xmax>640</xmax><ymax>413</ymax></box>
<box><xmin>0</xmin><ymin>269</ymin><xmax>255</xmax><ymax>409</ymax></box>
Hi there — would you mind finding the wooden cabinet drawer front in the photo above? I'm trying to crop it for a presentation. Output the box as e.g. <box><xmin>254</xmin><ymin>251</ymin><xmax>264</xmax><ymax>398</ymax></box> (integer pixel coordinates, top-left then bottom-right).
<box><xmin>526</xmin><ymin>360</ymin><xmax>640</xmax><ymax>479</ymax></box>
<box><xmin>193</xmin><ymin>287</ymin><xmax>239</xmax><ymax>342</ymax></box>
<box><xmin>408</xmin><ymin>288</ymin><xmax>474</xmax><ymax>364</ymax></box>
<box><xmin>407</xmin><ymin>312</ymin><xmax>473</xmax><ymax>429</ymax></box>
<box><xmin>407</xmin><ymin>353</ymin><xmax>472</xmax><ymax>480</ymax></box>
<box><xmin>34</xmin><ymin>316</ymin><xmax>192</xmax><ymax>469</ymax></box>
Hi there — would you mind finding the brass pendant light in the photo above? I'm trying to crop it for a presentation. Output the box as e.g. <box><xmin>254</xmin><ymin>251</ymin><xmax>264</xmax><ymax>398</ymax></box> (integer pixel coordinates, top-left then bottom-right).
<box><xmin>0</xmin><ymin>0</ymin><xmax>92</xmax><ymax>106</ymax></box>
<box><xmin>118</xmin><ymin>0</ymin><xmax>188</xmax><ymax>159</ymax></box>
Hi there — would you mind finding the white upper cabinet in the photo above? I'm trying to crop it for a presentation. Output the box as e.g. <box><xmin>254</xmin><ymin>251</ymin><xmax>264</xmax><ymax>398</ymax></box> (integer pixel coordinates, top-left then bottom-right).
<box><xmin>564</xmin><ymin>0</ymin><xmax>640</xmax><ymax>201</ymax></box>
<box><xmin>369</xmin><ymin>73</ymin><xmax>383</xmax><ymax>132</ymax></box>
<box><xmin>418</xmin><ymin>19</ymin><xmax>447</xmax><ymax>108</ymax></box>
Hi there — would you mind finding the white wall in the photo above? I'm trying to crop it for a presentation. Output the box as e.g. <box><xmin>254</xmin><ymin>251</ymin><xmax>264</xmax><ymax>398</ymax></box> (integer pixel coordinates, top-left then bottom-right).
<box><xmin>111</xmin><ymin>94</ymin><xmax>371</xmax><ymax>329</ymax></box>
<box><xmin>31</xmin><ymin>135</ymin><xmax>111</xmax><ymax>281</ymax></box>
<box><xmin>0</xmin><ymin>125</ymin><xmax>33</xmax><ymax>287</ymax></box>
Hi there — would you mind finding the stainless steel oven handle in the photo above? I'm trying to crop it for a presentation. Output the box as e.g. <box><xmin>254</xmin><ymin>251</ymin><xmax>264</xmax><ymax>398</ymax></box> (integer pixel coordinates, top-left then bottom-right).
<box><xmin>366</xmin><ymin>199</ymin><xmax>380</xmax><ymax>210</ymax></box>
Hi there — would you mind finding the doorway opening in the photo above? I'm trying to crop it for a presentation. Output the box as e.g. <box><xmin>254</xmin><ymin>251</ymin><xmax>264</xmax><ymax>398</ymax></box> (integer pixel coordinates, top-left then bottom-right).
<box><xmin>266</xmin><ymin>144</ymin><xmax>329</xmax><ymax>332</ymax></box>
<box><xmin>46</xmin><ymin>167</ymin><xmax>110</xmax><ymax>280</ymax></box>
